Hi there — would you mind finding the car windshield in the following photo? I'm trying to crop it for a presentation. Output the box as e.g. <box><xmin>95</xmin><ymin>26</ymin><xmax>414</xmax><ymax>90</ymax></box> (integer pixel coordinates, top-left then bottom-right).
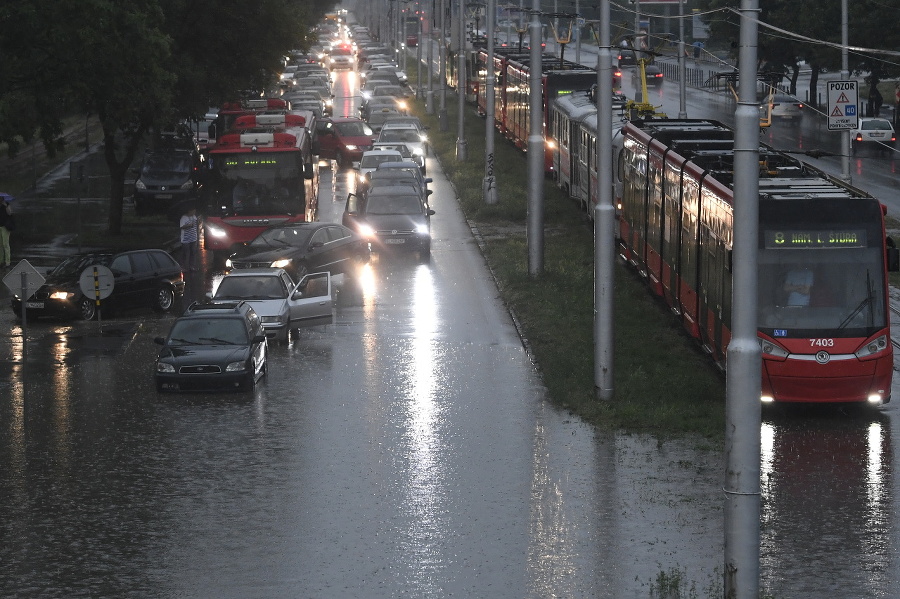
<box><xmin>51</xmin><ymin>254</ymin><xmax>113</xmax><ymax>278</ymax></box>
<box><xmin>250</xmin><ymin>226</ymin><xmax>315</xmax><ymax>248</ymax></box>
<box><xmin>168</xmin><ymin>317</ymin><xmax>249</xmax><ymax>345</ymax></box>
<box><xmin>365</xmin><ymin>194</ymin><xmax>423</xmax><ymax>215</ymax></box>
<box><xmin>142</xmin><ymin>153</ymin><xmax>192</xmax><ymax>175</ymax></box>
<box><xmin>360</xmin><ymin>153</ymin><xmax>402</xmax><ymax>169</ymax></box>
<box><xmin>336</xmin><ymin>121</ymin><xmax>373</xmax><ymax>136</ymax></box>
<box><xmin>380</xmin><ymin>129</ymin><xmax>420</xmax><ymax>143</ymax></box>
<box><xmin>862</xmin><ymin>120</ymin><xmax>893</xmax><ymax>131</ymax></box>
<box><xmin>214</xmin><ymin>276</ymin><xmax>287</xmax><ymax>300</ymax></box>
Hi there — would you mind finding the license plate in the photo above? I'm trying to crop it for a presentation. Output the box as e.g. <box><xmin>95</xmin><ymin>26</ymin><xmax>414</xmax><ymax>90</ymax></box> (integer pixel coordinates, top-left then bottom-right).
<box><xmin>156</xmin><ymin>194</ymin><xmax>173</xmax><ymax>199</ymax></box>
<box><xmin>25</xmin><ymin>301</ymin><xmax>44</xmax><ymax>309</ymax></box>
<box><xmin>385</xmin><ymin>238</ymin><xmax>405</xmax><ymax>244</ymax></box>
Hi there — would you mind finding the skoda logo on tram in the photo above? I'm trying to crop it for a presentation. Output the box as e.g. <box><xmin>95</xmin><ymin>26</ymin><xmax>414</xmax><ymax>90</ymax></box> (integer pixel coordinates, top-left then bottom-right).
<box><xmin>815</xmin><ymin>351</ymin><xmax>831</xmax><ymax>365</ymax></box>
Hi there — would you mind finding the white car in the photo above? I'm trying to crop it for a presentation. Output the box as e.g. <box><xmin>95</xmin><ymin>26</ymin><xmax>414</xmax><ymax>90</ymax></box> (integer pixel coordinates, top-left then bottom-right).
<box><xmin>851</xmin><ymin>117</ymin><xmax>896</xmax><ymax>156</ymax></box>
<box><xmin>760</xmin><ymin>93</ymin><xmax>803</xmax><ymax>121</ymax></box>
<box><xmin>376</xmin><ymin>123</ymin><xmax>429</xmax><ymax>172</ymax></box>
<box><xmin>357</xmin><ymin>149</ymin><xmax>404</xmax><ymax>184</ymax></box>
<box><xmin>212</xmin><ymin>268</ymin><xmax>333</xmax><ymax>343</ymax></box>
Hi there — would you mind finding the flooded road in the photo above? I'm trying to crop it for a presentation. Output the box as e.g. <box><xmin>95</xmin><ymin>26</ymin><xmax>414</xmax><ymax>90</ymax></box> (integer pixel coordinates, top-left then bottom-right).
<box><xmin>2</xmin><ymin>67</ymin><xmax>900</xmax><ymax>598</ymax></box>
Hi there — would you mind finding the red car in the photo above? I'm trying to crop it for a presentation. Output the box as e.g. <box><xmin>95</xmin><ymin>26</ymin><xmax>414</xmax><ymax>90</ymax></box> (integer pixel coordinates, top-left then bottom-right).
<box><xmin>315</xmin><ymin>117</ymin><xmax>375</xmax><ymax>169</ymax></box>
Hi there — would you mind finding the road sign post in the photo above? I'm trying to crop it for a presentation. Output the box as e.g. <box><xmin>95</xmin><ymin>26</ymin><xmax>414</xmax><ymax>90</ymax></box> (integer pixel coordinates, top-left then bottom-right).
<box><xmin>79</xmin><ymin>265</ymin><xmax>115</xmax><ymax>331</ymax></box>
<box><xmin>827</xmin><ymin>80</ymin><xmax>859</xmax><ymax>131</ymax></box>
<box><xmin>3</xmin><ymin>259</ymin><xmax>47</xmax><ymax>363</ymax></box>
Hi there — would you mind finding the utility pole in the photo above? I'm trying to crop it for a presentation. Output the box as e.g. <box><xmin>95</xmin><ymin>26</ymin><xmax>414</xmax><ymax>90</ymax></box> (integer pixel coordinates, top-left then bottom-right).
<box><xmin>426</xmin><ymin>0</ymin><xmax>436</xmax><ymax>114</ymax></box>
<box><xmin>677</xmin><ymin>0</ymin><xmax>687</xmax><ymax>118</ymax></box>
<box><xmin>841</xmin><ymin>0</ymin><xmax>850</xmax><ymax>183</ymax></box>
<box><xmin>724</xmin><ymin>0</ymin><xmax>761</xmax><ymax>596</ymax></box>
<box><xmin>439</xmin><ymin>0</ymin><xmax>449</xmax><ymax>131</ymax></box>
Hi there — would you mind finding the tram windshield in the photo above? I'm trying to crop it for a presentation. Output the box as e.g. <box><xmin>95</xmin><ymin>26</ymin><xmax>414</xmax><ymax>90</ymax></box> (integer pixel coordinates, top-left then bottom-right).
<box><xmin>757</xmin><ymin>247</ymin><xmax>886</xmax><ymax>335</ymax></box>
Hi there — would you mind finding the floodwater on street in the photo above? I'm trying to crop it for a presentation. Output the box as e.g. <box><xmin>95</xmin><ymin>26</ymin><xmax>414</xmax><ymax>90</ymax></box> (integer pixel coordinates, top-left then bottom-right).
<box><xmin>2</xmin><ymin>51</ymin><xmax>900</xmax><ymax>599</ymax></box>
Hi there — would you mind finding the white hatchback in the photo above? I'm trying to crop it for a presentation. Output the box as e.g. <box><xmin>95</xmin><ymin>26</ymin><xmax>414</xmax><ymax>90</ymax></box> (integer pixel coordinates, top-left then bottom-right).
<box><xmin>851</xmin><ymin>117</ymin><xmax>896</xmax><ymax>156</ymax></box>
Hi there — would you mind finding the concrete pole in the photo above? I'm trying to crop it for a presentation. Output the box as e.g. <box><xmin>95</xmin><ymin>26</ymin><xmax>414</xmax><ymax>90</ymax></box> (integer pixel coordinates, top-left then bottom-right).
<box><xmin>417</xmin><ymin>13</ymin><xmax>424</xmax><ymax>99</ymax></box>
<box><xmin>439</xmin><ymin>0</ymin><xmax>449</xmax><ymax>131</ymax></box>
<box><xmin>841</xmin><ymin>0</ymin><xmax>850</xmax><ymax>183</ymax></box>
<box><xmin>426</xmin><ymin>0</ymin><xmax>436</xmax><ymax>114</ymax></box>
<box><xmin>527</xmin><ymin>0</ymin><xmax>543</xmax><ymax>276</ymax></box>
<box><xmin>456</xmin><ymin>0</ymin><xmax>468</xmax><ymax>160</ymax></box>
<box><xmin>594</xmin><ymin>1</ymin><xmax>614</xmax><ymax>401</ymax></box>
<box><xmin>724</xmin><ymin>0</ymin><xmax>761</xmax><ymax>596</ymax></box>
<box><xmin>677</xmin><ymin>0</ymin><xmax>687</xmax><ymax>118</ymax></box>
<box><xmin>575</xmin><ymin>0</ymin><xmax>581</xmax><ymax>65</ymax></box>
<box><xmin>483</xmin><ymin>0</ymin><xmax>498</xmax><ymax>204</ymax></box>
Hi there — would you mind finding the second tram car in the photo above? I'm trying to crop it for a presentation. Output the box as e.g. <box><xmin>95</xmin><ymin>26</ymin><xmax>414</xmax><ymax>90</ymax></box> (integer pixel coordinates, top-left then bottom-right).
<box><xmin>616</xmin><ymin>118</ymin><xmax>895</xmax><ymax>404</ymax></box>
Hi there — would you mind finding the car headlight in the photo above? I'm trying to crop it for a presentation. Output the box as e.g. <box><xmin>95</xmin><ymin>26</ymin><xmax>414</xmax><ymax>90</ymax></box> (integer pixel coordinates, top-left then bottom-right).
<box><xmin>416</xmin><ymin>223</ymin><xmax>430</xmax><ymax>235</ymax></box>
<box><xmin>207</xmin><ymin>224</ymin><xmax>227</xmax><ymax>238</ymax></box>
<box><xmin>135</xmin><ymin>179</ymin><xmax>146</xmax><ymax>190</ymax></box>
<box><xmin>344</xmin><ymin>144</ymin><xmax>358</xmax><ymax>151</ymax></box>
<box><xmin>224</xmin><ymin>258</ymin><xmax>233</xmax><ymax>268</ymax></box>
<box><xmin>357</xmin><ymin>223</ymin><xmax>375</xmax><ymax>238</ymax></box>
<box><xmin>156</xmin><ymin>362</ymin><xmax>176</xmax><ymax>373</ymax></box>
<box><xmin>397</xmin><ymin>100</ymin><xmax>408</xmax><ymax>110</ymax></box>
<box><xmin>412</xmin><ymin>147</ymin><xmax>424</xmax><ymax>156</ymax></box>
<box><xmin>261</xmin><ymin>315</ymin><xmax>287</xmax><ymax>324</ymax></box>
<box><xmin>270</xmin><ymin>258</ymin><xmax>292</xmax><ymax>269</ymax></box>
<box><xmin>49</xmin><ymin>291</ymin><xmax>75</xmax><ymax>300</ymax></box>
<box><xmin>325</xmin><ymin>98</ymin><xmax>333</xmax><ymax>106</ymax></box>
<box><xmin>226</xmin><ymin>361</ymin><xmax>247</xmax><ymax>372</ymax></box>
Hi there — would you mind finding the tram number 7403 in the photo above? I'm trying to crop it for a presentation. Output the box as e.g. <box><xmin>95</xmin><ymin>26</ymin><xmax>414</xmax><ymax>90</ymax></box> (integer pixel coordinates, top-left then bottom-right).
<box><xmin>810</xmin><ymin>338</ymin><xmax>835</xmax><ymax>347</ymax></box>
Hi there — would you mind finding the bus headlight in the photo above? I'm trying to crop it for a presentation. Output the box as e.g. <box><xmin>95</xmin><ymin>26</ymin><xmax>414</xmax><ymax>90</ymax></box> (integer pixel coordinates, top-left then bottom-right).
<box><xmin>206</xmin><ymin>224</ymin><xmax>227</xmax><ymax>238</ymax></box>
<box><xmin>759</xmin><ymin>339</ymin><xmax>789</xmax><ymax>359</ymax></box>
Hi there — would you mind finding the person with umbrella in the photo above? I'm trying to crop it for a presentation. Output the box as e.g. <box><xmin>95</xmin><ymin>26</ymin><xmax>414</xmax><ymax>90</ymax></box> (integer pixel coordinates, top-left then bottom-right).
<box><xmin>0</xmin><ymin>192</ymin><xmax>14</xmax><ymax>269</ymax></box>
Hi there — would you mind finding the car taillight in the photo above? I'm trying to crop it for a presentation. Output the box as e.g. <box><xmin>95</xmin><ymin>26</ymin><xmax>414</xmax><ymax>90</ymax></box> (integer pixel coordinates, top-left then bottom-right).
<box><xmin>654</xmin><ymin>73</ymin><xmax>663</xmax><ymax>77</ymax></box>
<box><xmin>856</xmin><ymin>134</ymin><xmax>863</xmax><ymax>141</ymax></box>
<box><xmin>797</xmin><ymin>103</ymin><xmax>803</xmax><ymax>108</ymax></box>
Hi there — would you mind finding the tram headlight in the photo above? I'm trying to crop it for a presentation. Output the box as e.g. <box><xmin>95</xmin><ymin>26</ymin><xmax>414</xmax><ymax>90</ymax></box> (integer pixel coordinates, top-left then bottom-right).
<box><xmin>759</xmin><ymin>339</ymin><xmax>789</xmax><ymax>360</ymax></box>
<box><xmin>855</xmin><ymin>334</ymin><xmax>888</xmax><ymax>359</ymax></box>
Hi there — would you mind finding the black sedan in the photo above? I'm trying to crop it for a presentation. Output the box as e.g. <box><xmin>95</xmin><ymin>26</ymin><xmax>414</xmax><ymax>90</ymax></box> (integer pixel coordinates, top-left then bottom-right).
<box><xmin>343</xmin><ymin>185</ymin><xmax>434</xmax><ymax>259</ymax></box>
<box><xmin>11</xmin><ymin>249</ymin><xmax>185</xmax><ymax>320</ymax></box>
<box><xmin>226</xmin><ymin>222</ymin><xmax>370</xmax><ymax>281</ymax></box>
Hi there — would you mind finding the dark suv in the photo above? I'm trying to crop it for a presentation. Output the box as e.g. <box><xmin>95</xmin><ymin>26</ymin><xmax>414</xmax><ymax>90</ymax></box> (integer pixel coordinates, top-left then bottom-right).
<box><xmin>11</xmin><ymin>249</ymin><xmax>185</xmax><ymax>320</ymax></box>
<box><xmin>154</xmin><ymin>301</ymin><xmax>268</xmax><ymax>392</ymax></box>
<box><xmin>343</xmin><ymin>184</ymin><xmax>435</xmax><ymax>259</ymax></box>
<box><xmin>133</xmin><ymin>149</ymin><xmax>204</xmax><ymax>216</ymax></box>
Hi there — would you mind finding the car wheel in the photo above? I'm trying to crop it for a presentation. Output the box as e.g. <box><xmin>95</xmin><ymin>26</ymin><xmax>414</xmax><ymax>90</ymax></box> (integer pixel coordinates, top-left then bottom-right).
<box><xmin>153</xmin><ymin>286</ymin><xmax>175</xmax><ymax>313</ymax></box>
<box><xmin>78</xmin><ymin>296</ymin><xmax>97</xmax><ymax>321</ymax></box>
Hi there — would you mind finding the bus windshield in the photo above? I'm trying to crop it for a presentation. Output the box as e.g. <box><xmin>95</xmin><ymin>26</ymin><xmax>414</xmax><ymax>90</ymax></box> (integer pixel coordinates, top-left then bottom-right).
<box><xmin>207</xmin><ymin>152</ymin><xmax>303</xmax><ymax>216</ymax></box>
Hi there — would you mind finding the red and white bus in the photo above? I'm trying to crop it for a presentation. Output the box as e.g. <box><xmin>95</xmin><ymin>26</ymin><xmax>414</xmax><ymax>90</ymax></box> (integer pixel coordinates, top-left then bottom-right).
<box><xmin>202</xmin><ymin>113</ymin><xmax>317</xmax><ymax>262</ymax></box>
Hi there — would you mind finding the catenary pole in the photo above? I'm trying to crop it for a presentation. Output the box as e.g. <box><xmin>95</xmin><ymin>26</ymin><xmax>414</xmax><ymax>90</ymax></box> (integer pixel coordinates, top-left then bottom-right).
<box><xmin>594</xmin><ymin>1</ymin><xmax>614</xmax><ymax>401</ymax></box>
<box><xmin>439</xmin><ymin>0</ymin><xmax>449</xmax><ymax>131</ymax></box>
<box><xmin>483</xmin><ymin>0</ymin><xmax>498</xmax><ymax>203</ymax></box>
<box><xmin>841</xmin><ymin>0</ymin><xmax>850</xmax><ymax>183</ymax></box>
<box><xmin>724</xmin><ymin>0</ymin><xmax>761</xmax><ymax>596</ymax></box>
<box><xmin>427</xmin><ymin>1</ymin><xmax>435</xmax><ymax>114</ymax></box>
<box><xmin>456</xmin><ymin>0</ymin><xmax>468</xmax><ymax>160</ymax></box>
<box><xmin>677</xmin><ymin>0</ymin><xmax>687</xmax><ymax>118</ymax></box>
<box><xmin>526</xmin><ymin>0</ymin><xmax>543</xmax><ymax>275</ymax></box>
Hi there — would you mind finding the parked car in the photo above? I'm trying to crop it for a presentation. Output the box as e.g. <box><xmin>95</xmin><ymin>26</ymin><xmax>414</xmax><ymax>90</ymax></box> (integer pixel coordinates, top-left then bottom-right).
<box><xmin>851</xmin><ymin>117</ymin><xmax>896</xmax><ymax>155</ymax></box>
<box><xmin>11</xmin><ymin>249</ymin><xmax>185</xmax><ymax>320</ymax></box>
<box><xmin>343</xmin><ymin>185</ymin><xmax>435</xmax><ymax>259</ymax></box>
<box><xmin>315</xmin><ymin>117</ymin><xmax>375</xmax><ymax>168</ymax></box>
<box><xmin>211</xmin><ymin>268</ymin><xmax>334</xmax><ymax>343</ymax></box>
<box><xmin>133</xmin><ymin>149</ymin><xmax>204</xmax><ymax>216</ymax></box>
<box><xmin>153</xmin><ymin>301</ymin><xmax>268</xmax><ymax>392</ymax></box>
<box><xmin>226</xmin><ymin>221</ymin><xmax>370</xmax><ymax>281</ymax></box>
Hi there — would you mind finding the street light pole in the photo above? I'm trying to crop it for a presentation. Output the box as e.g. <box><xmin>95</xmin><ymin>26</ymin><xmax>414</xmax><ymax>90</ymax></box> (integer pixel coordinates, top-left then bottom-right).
<box><xmin>677</xmin><ymin>0</ymin><xmax>687</xmax><ymax>118</ymax></box>
<box><xmin>426</xmin><ymin>0</ymin><xmax>436</xmax><ymax>114</ymax></box>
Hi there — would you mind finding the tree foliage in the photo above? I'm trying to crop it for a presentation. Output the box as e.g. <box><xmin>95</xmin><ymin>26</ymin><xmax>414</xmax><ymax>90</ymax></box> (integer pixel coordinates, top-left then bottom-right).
<box><xmin>0</xmin><ymin>0</ymin><xmax>335</xmax><ymax>233</ymax></box>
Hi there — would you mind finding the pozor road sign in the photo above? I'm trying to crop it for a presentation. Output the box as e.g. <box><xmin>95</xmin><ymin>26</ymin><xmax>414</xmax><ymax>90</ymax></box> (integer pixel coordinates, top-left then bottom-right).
<box><xmin>827</xmin><ymin>81</ymin><xmax>859</xmax><ymax>130</ymax></box>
